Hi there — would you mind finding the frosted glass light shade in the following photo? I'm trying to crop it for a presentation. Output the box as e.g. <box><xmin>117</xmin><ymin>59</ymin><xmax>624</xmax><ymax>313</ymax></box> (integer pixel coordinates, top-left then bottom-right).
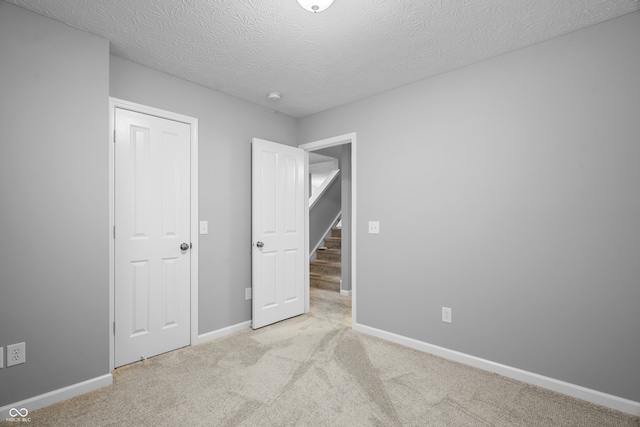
<box><xmin>296</xmin><ymin>0</ymin><xmax>335</xmax><ymax>13</ymax></box>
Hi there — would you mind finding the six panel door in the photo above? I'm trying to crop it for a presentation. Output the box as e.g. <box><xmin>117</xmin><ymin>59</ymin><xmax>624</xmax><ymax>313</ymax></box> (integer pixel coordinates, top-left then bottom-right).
<box><xmin>114</xmin><ymin>108</ymin><xmax>191</xmax><ymax>367</ymax></box>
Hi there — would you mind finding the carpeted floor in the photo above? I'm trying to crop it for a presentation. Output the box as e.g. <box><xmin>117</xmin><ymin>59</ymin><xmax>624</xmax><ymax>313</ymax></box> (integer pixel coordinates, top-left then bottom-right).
<box><xmin>6</xmin><ymin>288</ymin><xmax>638</xmax><ymax>426</ymax></box>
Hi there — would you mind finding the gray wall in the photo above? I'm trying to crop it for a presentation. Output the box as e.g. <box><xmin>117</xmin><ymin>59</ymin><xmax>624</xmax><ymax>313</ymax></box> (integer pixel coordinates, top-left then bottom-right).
<box><xmin>299</xmin><ymin>12</ymin><xmax>640</xmax><ymax>402</ymax></box>
<box><xmin>309</xmin><ymin>173</ymin><xmax>341</xmax><ymax>254</ymax></box>
<box><xmin>109</xmin><ymin>56</ymin><xmax>298</xmax><ymax>334</ymax></box>
<box><xmin>0</xmin><ymin>2</ymin><xmax>110</xmax><ymax>406</ymax></box>
<box><xmin>312</xmin><ymin>146</ymin><xmax>342</xmax><ymax>163</ymax></box>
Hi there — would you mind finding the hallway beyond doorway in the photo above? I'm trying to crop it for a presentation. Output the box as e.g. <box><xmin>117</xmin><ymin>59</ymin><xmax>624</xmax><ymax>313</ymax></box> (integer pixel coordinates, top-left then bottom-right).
<box><xmin>309</xmin><ymin>287</ymin><xmax>351</xmax><ymax>327</ymax></box>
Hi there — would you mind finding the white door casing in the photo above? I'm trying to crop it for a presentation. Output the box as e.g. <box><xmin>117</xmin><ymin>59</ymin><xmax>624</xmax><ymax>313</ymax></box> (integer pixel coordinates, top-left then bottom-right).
<box><xmin>114</xmin><ymin>108</ymin><xmax>191</xmax><ymax>367</ymax></box>
<box><xmin>252</xmin><ymin>138</ymin><xmax>307</xmax><ymax>329</ymax></box>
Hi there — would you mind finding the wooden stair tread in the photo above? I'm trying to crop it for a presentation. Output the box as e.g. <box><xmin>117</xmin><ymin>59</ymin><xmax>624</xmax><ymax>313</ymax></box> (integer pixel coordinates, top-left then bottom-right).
<box><xmin>310</xmin><ymin>272</ymin><xmax>340</xmax><ymax>280</ymax></box>
<box><xmin>310</xmin><ymin>259</ymin><xmax>341</xmax><ymax>267</ymax></box>
<box><xmin>310</xmin><ymin>272</ymin><xmax>340</xmax><ymax>291</ymax></box>
<box><xmin>316</xmin><ymin>247</ymin><xmax>341</xmax><ymax>262</ymax></box>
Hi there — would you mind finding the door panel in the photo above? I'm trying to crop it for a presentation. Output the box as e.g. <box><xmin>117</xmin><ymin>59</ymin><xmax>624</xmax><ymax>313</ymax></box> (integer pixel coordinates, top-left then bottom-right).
<box><xmin>115</xmin><ymin>108</ymin><xmax>191</xmax><ymax>367</ymax></box>
<box><xmin>252</xmin><ymin>139</ymin><xmax>306</xmax><ymax>329</ymax></box>
<box><xmin>131</xmin><ymin>260</ymin><xmax>150</xmax><ymax>336</ymax></box>
<box><xmin>284</xmin><ymin>249</ymin><xmax>299</xmax><ymax>302</ymax></box>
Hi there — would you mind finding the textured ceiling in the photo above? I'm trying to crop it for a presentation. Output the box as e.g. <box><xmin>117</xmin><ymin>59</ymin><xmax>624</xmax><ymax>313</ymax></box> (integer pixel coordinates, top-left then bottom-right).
<box><xmin>7</xmin><ymin>0</ymin><xmax>639</xmax><ymax>117</ymax></box>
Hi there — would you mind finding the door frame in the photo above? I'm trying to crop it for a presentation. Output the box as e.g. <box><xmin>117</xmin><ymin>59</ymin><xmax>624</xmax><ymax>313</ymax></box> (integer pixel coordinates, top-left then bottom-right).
<box><xmin>108</xmin><ymin>97</ymin><xmax>199</xmax><ymax>371</ymax></box>
<box><xmin>299</xmin><ymin>132</ymin><xmax>356</xmax><ymax>328</ymax></box>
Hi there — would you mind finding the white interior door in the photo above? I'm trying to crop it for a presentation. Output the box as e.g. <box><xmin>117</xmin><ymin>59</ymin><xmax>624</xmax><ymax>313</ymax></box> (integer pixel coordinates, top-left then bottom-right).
<box><xmin>252</xmin><ymin>138</ymin><xmax>306</xmax><ymax>329</ymax></box>
<box><xmin>114</xmin><ymin>108</ymin><xmax>191</xmax><ymax>367</ymax></box>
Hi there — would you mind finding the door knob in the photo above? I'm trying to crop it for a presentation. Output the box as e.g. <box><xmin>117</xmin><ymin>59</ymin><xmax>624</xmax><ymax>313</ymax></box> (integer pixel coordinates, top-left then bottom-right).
<box><xmin>180</xmin><ymin>243</ymin><xmax>189</xmax><ymax>251</ymax></box>
<box><xmin>256</xmin><ymin>241</ymin><xmax>264</xmax><ymax>248</ymax></box>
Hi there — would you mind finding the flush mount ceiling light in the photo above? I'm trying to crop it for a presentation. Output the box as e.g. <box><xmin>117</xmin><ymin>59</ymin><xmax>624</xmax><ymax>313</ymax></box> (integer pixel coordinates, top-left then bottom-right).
<box><xmin>296</xmin><ymin>0</ymin><xmax>335</xmax><ymax>13</ymax></box>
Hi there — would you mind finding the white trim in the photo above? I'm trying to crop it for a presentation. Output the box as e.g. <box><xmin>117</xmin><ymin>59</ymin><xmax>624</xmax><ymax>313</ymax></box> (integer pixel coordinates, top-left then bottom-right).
<box><xmin>189</xmin><ymin>116</ymin><xmax>200</xmax><ymax>348</ymax></box>
<box><xmin>108</xmin><ymin>97</ymin><xmax>199</xmax><ymax>371</ymax></box>
<box><xmin>354</xmin><ymin>323</ymin><xmax>640</xmax><ymax>416</ymax></box>
<box><xmin>304</xmin><ymin>151</ymin><xmax>310</xmax><ymax>314</ymax></box>
<box><xmin>0</xmin><ymin>374</ymin><xmax>112</xmax><ymax>419</ymax></box>
<box><xmin>310</xmin><ymin>211</ymin><xmax>342</xmax><ymax>259</ymax></box>
<box><xmin>309</xmin><ymin>169</ymin><xmax>340</xmax><ymax>209</ymax></box>
<box><xmin>300</xmin><ymin>133</ymin><xmax>356</xmax><ymax>151</ymax></box>
<box><xmin>193</xmin><ymin>321</ymin><xmax>252</xmax><ymax>345</ymax></box>
<box><xmin>340</xmin><ymin>289</ymin><xmax>352</xmax><ymax>296</ymax></box>
<box><xmin>299</xmin><ymin>132</ymin><xmax>357</xmax><ymax>329</ymax></box>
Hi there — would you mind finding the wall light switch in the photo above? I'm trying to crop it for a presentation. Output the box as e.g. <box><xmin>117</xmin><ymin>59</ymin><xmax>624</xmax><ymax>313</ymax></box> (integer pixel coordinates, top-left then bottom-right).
<box><xmin>368</xmin><ymin>221</ymin><xmax>380</xmax><ymax>234</ymax></box>
<box><xmin>199</xmin><ymin>221</ymin><xmax>209</xmax><ymax>235</ymax></box>
<box><xmin>442</xmin><ymin>307</ymin><xmax>452</xmax><ymax>324</ymax></box>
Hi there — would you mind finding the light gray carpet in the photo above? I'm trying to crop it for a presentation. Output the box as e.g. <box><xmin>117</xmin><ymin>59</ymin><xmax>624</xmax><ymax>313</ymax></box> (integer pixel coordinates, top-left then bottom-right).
<box><xmin>6</xmin><ymin>288</ymin><xmax>638</xmax><ymax>426</ymax></box>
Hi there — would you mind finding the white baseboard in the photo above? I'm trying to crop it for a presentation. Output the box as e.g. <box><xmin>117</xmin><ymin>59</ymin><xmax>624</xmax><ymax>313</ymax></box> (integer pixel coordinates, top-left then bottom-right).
<box><xmin>340</xmin><ymin>289</ymin><xmax>352</xmax><ymax>296</ymax></box>
<box><xmin>354</xmin><ymin>323</ymin><xmax>640</xmax><ymax>417</ymax></box>
<box><xmin>0</xmin><ymin>374</ymin><xmax>112</xmax><ymax>420</ymax></box>
<box><xmin>194</xmin><ymin>320</ymin><xmax>251</xmax><ymax>345</ymax></box>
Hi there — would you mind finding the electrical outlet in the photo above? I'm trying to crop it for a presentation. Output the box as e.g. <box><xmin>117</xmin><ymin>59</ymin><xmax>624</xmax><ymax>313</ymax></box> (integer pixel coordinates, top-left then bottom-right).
<box><xmin>245</xmin><ymin>288</ymin><xmax>252</xmax><ymax>300</ymax></box>
<box><xmin>0</xmin><ymin>347</ymin><xmax>4</xmax><ymax>368</ymax></box>
<box><xmin>7</xmin><ymin>342</ymin><xmax>25</xmax><ymax>367</ymax></box>
<box><xmin>442</xmin><ymin>307</ymin><xmax>452</xmax><ymax>324</ymax></box>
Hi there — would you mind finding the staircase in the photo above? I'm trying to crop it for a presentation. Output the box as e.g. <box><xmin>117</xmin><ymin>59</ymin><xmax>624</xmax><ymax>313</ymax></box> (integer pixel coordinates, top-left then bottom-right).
<box><xmin>310</xmin><ymin>226</ymin><xmax>341</xmax><ymax>291</ymax></box>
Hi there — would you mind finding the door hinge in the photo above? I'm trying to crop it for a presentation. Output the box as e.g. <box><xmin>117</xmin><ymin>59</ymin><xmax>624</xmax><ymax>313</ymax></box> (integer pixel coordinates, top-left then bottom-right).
<box><xmin>113</xmin><ymin>226</ymin><xmax>116</xmax><ymax>239</ymax></box>
<box><xmin>113</xmin><ymin>129</ymin><xmax>116</xmax><ymax>143</ymax></box>
<box><xmin>113</xmin><ymin>322</ymin><xmax>116</xmax><ymax>335</ymax></box>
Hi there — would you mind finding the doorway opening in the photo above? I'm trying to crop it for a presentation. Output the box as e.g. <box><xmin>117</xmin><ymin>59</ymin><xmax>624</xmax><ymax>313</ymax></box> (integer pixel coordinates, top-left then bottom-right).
<box><xmin>300</xmin><ymin>133</ymin><xmax>357</xmax><ymax>329</ymax></box>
